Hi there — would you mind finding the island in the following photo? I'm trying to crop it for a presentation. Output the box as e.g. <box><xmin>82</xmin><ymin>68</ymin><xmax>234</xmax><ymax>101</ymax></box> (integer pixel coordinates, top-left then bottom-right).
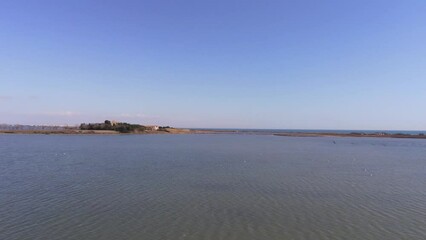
<box><xmin>0</xmin><ymin>122</ymin><xmax>425</xmax><ymax>139</ymax></box>
<box><xmin>0</xmin><ymin>120</ymin><xmax>191</xmax><ymax>135</ymax></box>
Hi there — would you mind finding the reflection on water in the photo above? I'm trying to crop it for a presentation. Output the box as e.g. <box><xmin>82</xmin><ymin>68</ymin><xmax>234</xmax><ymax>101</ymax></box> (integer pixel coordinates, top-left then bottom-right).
<box><xmin>1</xmin><ymin>134</ymin><xmax>425</xmax><ymax>240</ymax></box>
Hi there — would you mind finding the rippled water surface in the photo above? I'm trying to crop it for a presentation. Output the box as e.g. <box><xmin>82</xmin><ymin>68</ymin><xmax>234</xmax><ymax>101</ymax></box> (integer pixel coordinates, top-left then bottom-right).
<box><xmin>1</xmin><ymin>134</ymin><xmax>425</xmax><ymax>240</ymax></box>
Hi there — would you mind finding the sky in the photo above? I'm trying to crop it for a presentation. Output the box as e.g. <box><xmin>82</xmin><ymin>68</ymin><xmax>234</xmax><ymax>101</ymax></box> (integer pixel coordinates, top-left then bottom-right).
<box><xmin>1</xmin><ymin>0</ymin><xmax>425</xmax><ymax>130</ymax></box>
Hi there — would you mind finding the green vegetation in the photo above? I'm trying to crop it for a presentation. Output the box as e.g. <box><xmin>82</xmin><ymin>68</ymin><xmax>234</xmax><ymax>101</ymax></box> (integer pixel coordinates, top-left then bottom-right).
<box><xmin>80</xmin><ymin>120</ymin><xmax>148</xmax><ymax>133</ymax></box>
<box><xmin>158</xmin><ymin>126</ymin><xmax>171</xmax><ymax>131</ymax></box>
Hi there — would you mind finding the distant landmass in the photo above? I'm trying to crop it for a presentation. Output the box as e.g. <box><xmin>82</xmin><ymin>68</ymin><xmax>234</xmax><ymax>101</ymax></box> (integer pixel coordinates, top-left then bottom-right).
<box><xmin>1</xmin><ymin>122</ymin><xmax>425</xmax><ymax>139</ymax></box>
<box><xmin>79</xmin><ymin>120</ymin><xmax>169</xmax><ymax>133</ymax></box>
<box><xmin>0</xmin><ymin>124</ymin><xmax>71</xmax><ymax>131</ymax></box>
<box><xmin>0</xmin><ymin>120</ymin><xmax>188</xmax><ymax>134</ymax></box>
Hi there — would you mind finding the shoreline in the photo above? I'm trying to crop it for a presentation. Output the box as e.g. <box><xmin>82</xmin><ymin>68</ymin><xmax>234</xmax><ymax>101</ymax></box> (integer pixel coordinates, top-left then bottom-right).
<box><xmin>1</xmin><ymin>129</ymin><xmax>426</xmax><ymax>139</ymax></box>
<box><xmin>272</xmin><ymin>132</ymin><xmax>426</xmax><ymax>139</ymax></box>
<box><xmin>0</xmin><ymin>129</ymin><xmax>192</xmax><ymax>135</ymax></box>
<box><xmin>196</xmin><ymin>129</ymin><xmax>426</xmax><ymax>139</ymax></box>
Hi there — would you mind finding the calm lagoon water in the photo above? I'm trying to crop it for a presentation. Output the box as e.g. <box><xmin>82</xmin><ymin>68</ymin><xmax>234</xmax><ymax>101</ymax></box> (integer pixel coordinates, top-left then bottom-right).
<box><xmin>1</xmin><ymin>134</ymin><xmax>425</xmax><ymax>240</ymax></box>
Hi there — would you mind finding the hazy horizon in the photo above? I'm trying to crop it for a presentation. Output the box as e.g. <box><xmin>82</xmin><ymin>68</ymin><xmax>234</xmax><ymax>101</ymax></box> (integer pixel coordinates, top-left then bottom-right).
<box><xmin>1</xmin><ymin>1</ymin><xmax>426</xmax><ymax>130</ymax></box>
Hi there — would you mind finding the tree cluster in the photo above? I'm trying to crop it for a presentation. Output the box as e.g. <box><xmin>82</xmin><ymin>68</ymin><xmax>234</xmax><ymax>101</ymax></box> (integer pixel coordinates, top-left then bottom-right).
<box><xmin>80</xmin><ymin>120</ymin><xmax>147</xmax><ymax>133</ymax></box>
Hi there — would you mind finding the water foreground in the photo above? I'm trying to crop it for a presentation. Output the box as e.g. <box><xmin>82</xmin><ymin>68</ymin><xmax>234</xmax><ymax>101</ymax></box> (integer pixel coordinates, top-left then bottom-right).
<box><xmin>1</xmin><ymin>134</ymin><xmax>425</xmax><ymax>240</ymax></box>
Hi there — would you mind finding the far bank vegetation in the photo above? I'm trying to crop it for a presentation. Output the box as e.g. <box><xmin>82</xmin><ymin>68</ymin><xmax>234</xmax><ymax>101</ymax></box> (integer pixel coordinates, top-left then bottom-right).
<box><xmin>80</xmin><ymin>120</ymin><xmax>170</xmax><ymax>133</ymax></box>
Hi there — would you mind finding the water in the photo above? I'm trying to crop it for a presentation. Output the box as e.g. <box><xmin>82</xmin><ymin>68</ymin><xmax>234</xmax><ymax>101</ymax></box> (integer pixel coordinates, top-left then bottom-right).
<box><xmin>193</xmin><ymin>128</ymin><xmax>426</xmax><ymax>135</ymax></box>
<box><xmin>1</xmin><ymin>134</ymin><xmax>425</xmax><ymax>240</ymax></box>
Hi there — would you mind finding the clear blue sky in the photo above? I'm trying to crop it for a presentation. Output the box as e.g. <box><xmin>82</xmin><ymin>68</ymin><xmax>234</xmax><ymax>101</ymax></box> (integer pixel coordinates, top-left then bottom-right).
<box><xmin>1</xmin><ymin>0</ymin><xmax>425</xmax><ymax>129</ymax></box>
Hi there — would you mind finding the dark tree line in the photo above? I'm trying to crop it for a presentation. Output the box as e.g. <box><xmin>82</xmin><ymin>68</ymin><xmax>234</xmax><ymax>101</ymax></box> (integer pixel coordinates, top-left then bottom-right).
<box><xmin>80</xmin><ymin>120</ymin><xmax>147</xmax><ymax>133</ymax></box>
